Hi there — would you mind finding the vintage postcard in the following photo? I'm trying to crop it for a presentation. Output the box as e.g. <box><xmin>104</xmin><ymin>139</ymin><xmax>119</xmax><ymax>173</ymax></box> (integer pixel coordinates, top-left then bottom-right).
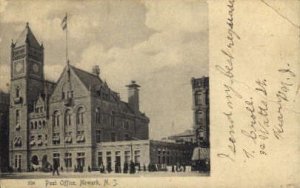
<box><xmin>0</xmin><ymin>0</ymin><xmax>299</xmax><ymax>187</ymax></box>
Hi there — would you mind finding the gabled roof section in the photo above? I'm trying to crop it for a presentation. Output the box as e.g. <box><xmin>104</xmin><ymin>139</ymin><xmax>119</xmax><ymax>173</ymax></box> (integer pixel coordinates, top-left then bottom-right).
<box><xmin>36</xmin><ymin>95</ymin><xmax>45</xmax><ymax>106</ymax></box>
<box><xmin>15</xmin><ymin>22</ymin><xmax>41</xmax><ymax>48</ymax></box>
<box><xmin>70</xmin><ymin>65</ymin><xmax>103</xmax><ymax>90</ymax></box>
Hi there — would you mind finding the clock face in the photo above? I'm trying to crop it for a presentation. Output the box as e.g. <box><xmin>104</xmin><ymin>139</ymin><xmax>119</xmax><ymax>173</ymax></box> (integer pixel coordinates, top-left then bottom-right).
<box><xmin>32</xmin><ymin>63</ymin><xmax>39</xmax><ymax>73</ymax></box>
<box><xmin>15</xmin><ymin>60</ymin><xmax>24</xmax><ymax>74</ymax></box>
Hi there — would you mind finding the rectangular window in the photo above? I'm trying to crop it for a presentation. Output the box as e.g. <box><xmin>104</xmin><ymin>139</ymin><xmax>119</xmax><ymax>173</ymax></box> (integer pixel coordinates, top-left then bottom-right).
<box><xmin>195</xmin><ymin>92</ymin><xmax>202</xmax><ymax>105</ymax></box>
<box><xmin>16</xmin><ymin>88</ymin><xmax>20</xmax><ymax>98</ymax></box>
<box><xmin>76</xmin><ymin>131</ymin><xmax>85</xmax><ymax>143</ymax></box>
<box><xmin>134</xmin><ymin>150</ymin><xmax>140</xmax><ymax>164</ymax></box>
<box><xmin>67</xmin><ymin>91</ymin><xmax>74</xmax><ymax>99</ymax></box>
<box><xmin>96</xmin><ymin>130</ymin><xmax>101</xmax><ymax>143</ymax></box>
<box><xmin>37</xmin><ymin>135</ymin><xmax>43</xmax><ymax>145</ymax></box>
<box><xmin>64</xmin><ymin>132</ymin><xmax>72</xmax><ymax>144</ymax></box>
<box><xmin>53</xmin><ymin>133</ymin><xmax>60</xmax><ymax>145</ymax></box>
<box><xmin>196</xmin><ymin>111</ymin><xmax>203</xmax><ymax>124</ymax></box>
<box><xmin>124</xmin><ymin>151</ymin><xmax>130</xmax><ymax>163</ymax></box>
<box><xmin>30</xmin><ymin>135</ymin><xmax>35</xmax><ymax>144</ymax></box>
<box><xmin>77</xmin><ymin>152</ymin><xmax>85</xmax><ymax>167</ymax></box>
<box><xmin>16</xmin><ymin>110</ymin><xmax>20</xmax><ymax>124</ymax></box>
<box><xmin>14</xmin><ymin>155</ymin><xmax>22</xmax><ymax>169</ymax></box>
<box><xmin>64</xmin><ymin>153</ymin><xmax>72</xmax><ymax>168</ymax></box>
<box><xmin>95</xmin><ymin>108</ymin><xmax>101</xmax><ymax>124</ymax></box>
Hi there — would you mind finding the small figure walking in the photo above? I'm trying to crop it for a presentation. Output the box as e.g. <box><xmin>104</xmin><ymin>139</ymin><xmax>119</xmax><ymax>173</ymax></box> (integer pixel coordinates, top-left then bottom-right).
<box><xmin>52</xmin><ymin>160</ymin><xmax>60</xmax><ymax>176</ymax></box>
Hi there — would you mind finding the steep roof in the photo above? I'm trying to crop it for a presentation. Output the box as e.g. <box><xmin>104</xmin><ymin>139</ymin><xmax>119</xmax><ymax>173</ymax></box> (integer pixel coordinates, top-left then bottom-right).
<box><xmin>15</xmin><ymin>23</ymin><xmax>41</xmax><ymax>48</ymax></box>
<box><xmin>70</xmin><ymin>65</ymin><xmax>103</xmax><ymax>90</ymax></box>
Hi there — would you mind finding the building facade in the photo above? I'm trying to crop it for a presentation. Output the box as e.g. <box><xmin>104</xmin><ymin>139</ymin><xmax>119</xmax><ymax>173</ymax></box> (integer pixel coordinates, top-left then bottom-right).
<box><xmin>166</xmin><ymin>129</ymin><xmax>196</xmax><ymax>144</ymax></box>
<box><xmin>96</xmin><ymin>140</ymin><xmax>194</xmax><ymax>172</ymax></box>
<box><xmin>0</xmin><ymin>91</ymin><xmax>10</xmax><ymax>172</ymax></box>
<box><xmin>191</xmin><ymin>77</ymin><xmax>209</xmax><ymax>147</ymax></box>
<box><xmin>9</xmin><ymin>23</ymin><xmax>149</xmax><ymax>172</ymax></box>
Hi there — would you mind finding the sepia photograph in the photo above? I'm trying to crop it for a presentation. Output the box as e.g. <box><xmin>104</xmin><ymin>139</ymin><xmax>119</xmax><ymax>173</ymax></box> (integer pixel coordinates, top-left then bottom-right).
<box><xmin>0</xmin><ymin>0</ymin><xmax>209</xmax><ymax>180</ymax></box>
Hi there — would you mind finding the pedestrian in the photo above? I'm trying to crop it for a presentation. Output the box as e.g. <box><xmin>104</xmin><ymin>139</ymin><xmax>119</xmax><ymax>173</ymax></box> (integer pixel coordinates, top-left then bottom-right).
<box><xmin>107</xmin><ymin>163</ymin><xmax>112</xmax><ymax>173</ymax></box>
<box><xmin>52</xmin><ymin>160</ymin><xmax>59</xmax><ymax>176</ymax></box>
<box><xmin>123</xmin><ymin>162</ymin><xmax>128</xmax><ymax>173</ymax></box>
<box><xmin>129</xmin><ymin>160</ymin><xmax>135</xmax><ymax>174</ymax></box>
<box><xmin>99</xmin><ymin>162</ymin><xmax>105</xmax><ymax>173</ymax></box>
<box><xmin>172</xmin><ymin>165</ymin><xmax>175</xmax><ymax>172</ymax></box>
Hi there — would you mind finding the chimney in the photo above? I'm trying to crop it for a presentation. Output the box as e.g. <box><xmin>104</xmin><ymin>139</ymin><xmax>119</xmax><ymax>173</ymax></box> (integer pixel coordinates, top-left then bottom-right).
<box><xmin>92</xmin><ymin>65</ymin><xmax>100</xmax><ymax>77</ymax></box>
<box><xmin>126</xmin><ymin>80</ymin><xmax>140</xmax><ymax>114</ymax></box>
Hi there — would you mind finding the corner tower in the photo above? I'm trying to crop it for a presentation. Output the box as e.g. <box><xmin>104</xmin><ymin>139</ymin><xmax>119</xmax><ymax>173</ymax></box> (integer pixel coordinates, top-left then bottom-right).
<box><xmin>9</xmin><ymin>23</ymin><xmax>45</xmax><ymax>171</ymax></box>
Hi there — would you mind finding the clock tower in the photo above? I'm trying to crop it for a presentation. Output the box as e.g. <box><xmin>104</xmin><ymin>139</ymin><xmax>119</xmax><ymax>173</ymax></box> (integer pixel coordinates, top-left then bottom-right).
<box><xmin>9</xmin><ymin>22</ymin><xmax>45</xmax><ymax>171</ymax></box>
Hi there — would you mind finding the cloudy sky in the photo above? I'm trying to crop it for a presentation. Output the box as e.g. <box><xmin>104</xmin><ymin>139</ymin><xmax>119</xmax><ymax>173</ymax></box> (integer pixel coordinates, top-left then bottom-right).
<box><xmin>0</xmin><ymin>0</ymin><xmax>208</xmax><ymax>139</ymax></box>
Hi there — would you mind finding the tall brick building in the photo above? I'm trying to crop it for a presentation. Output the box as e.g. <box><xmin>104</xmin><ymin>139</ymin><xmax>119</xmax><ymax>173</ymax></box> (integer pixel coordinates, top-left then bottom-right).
<box><xmin>191</xmin><ymin>77</ymin><xmax>209</xmax><ymax>147</ymax></box>
<box><xmin>9</xmin><ymin>23</ymin><xmax>149</xmax><ymax>172</ymax></box>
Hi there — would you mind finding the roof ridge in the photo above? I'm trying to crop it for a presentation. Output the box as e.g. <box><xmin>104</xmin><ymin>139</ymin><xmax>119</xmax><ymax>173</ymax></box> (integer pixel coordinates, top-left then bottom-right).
<box><xmin>70</xmin><ymin>65</ymin><xmax>100</xmax><ymax>79</ymax></box>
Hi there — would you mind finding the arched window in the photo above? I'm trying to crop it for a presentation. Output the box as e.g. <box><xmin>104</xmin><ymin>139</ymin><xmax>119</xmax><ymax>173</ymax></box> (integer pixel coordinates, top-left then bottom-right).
<box><xmin>43</xmin><ymin>120</ymin><xmax>46</xmax><ymax>128</ymax></box>
<box><xmin>53</xmin><ymin>111</ymin><xmax>60</xmax><ymax>127</ymax></box>
<box><xmin>65</xmin><ymin>109</ymin><xmax>72</xmax><ymax>126</ymax></box>
<box><xmin>76</xmin><ymin>107</ymin><xmax>84</xmax><ymax>125</ymax></box>
<box><xmin>30</xmin><ymin>122</ymin><xmax>34</xmax><ymax>129</ymax></box>
<box><xmin>34</xmin><ymin>121</ymin><xmax>37</xmax><ymax>129</ymax></box>
<box><xmin>96</xmin><ymin>107</ymin><xmax>101</xmax><ymax>123</ymax></box>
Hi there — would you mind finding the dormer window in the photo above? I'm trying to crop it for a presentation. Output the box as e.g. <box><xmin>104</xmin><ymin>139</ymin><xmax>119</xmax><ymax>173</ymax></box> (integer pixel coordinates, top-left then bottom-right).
<box><xmin>67</xmin><ymin>91</ymin><xmax>73</xmax><ymax>99</ymax></box>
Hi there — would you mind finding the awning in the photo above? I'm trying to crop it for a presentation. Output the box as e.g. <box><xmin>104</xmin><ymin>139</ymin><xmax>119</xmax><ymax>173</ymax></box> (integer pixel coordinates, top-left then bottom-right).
<box><xmin>192</xmin><ymin>147</ymin><xmax>209</xmax><ymax>160</ymax></box>
<box><xmin>76</xmin><ymin>135</ymin><xmax>85</xmax><ymax>142</ymax></box>
<box><xmin>64</xmin><ymin>136</ymin><xmax>72</xmax><ymax>143</ymax></box>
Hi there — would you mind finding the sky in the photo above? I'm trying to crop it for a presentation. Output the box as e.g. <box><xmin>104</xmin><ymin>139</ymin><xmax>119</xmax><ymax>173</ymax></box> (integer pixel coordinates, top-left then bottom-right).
<box><xmin>0</xmin><ymin>0</ymin><xmax>208</xmax><ymax>139</ymax></box>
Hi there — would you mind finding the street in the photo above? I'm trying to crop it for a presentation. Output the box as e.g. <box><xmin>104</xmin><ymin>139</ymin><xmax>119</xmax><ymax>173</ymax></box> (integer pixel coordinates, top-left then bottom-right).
<box><xmin>0</xmin><ymin>171</ymin><xmax>208</xmax><ymax>179</ymax></box>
